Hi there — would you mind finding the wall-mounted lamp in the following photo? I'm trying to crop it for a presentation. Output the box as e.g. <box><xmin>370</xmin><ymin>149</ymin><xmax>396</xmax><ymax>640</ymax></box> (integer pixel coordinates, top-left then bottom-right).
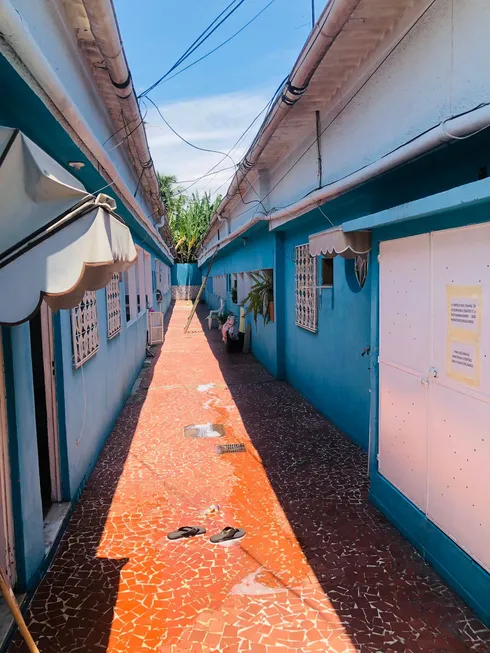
<box><xmin>68</xmin><ymin>161</ymin><xmax>85</xmax><ymax>170</ymax></box>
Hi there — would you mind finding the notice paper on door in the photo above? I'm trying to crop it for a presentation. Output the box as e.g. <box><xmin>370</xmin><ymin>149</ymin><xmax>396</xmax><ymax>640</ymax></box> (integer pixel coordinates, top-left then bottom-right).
<box><xmin>447</xmin><ymin>341</ymin><xmax>479</xmax><ymax>385</ymax></box>
<box><xmin>449</xmin><ymin>296</ymin><xmax>480</xmax><ymax>332</ymax></box>
<box><xmin>446</xmin><ymin>285</ymin><xmax>482</xmax><ymax>387</ymax></box>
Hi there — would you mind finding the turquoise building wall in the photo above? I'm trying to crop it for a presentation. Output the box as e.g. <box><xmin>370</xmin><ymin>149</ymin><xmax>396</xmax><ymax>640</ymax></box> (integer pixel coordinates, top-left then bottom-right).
<box><xmin>171</xmin><ymin>263</ymin><xmax>202</xmax><ymax>287</ymax></box>
<box><xmin>199</xmin><ymin>128</ymin><xmax>490</xmax><ymax>625</ymax></box>
<box><xmin>202</xmin><ymin>221</ymin><xmax>371</xmax><ymax>447</ymax></box>
<box><xmin>0</xmin><ymin>53</ymin><xmax>174</xmax><ymax>592</ymax></box>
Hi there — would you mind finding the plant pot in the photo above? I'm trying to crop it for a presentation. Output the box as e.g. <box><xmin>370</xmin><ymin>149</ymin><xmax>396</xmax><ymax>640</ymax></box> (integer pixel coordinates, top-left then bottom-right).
<box><xmin>225</xmin><ymin>333</ymin><xmax>244</xmax><ymax>353</ymax></box>
<box><xmin>268</xmin><ymin>300</ymin><xmax>274</xmax><ymax>323</ymax></box>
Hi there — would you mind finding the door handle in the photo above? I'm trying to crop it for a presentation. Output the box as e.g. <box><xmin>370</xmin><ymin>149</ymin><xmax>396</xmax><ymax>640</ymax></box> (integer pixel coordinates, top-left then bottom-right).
<box><xmin>429</xmin><ymin>367</ymin><xmax>438</xmax><ymax>378</ymax></box>
<box><xmin>420</xmin><ymin>377</ymin><xmax>429</xmax><ymax>387</ymax></box>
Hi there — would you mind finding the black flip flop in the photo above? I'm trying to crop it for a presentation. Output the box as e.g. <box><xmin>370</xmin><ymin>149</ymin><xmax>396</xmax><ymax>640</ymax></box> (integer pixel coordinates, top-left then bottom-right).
<box><xmin>210</xmin><ymin>526</ymin><xmax>246</xmax><ymax>544</ymax></box>
<box><xmin>167</xmin><ymin>526</ymin><xmax>206</xmax><ymax>541</ymax></box>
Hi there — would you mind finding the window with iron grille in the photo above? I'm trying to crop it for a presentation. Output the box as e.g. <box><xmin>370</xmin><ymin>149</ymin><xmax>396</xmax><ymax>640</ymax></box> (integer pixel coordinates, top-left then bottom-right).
<box><xmin>295</xmin><ymin>244</ymin><xmax>317</xmax><ymax>332</ymax></box>
<box><xmin>106</xmin><ymin>274</ymin><xmax>122</xmax><ymax>339</ymax></box>
<box><xmin>71</xmin><ymin>291</ymin><xmax>99</xmax><ymax>368</ymax></box>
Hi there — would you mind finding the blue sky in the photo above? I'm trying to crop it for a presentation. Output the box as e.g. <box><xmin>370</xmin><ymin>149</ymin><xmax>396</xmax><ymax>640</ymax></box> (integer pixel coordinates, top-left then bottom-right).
<box><xmin>114</xmin><ymin>0</ymin><xmax>327</xmax><ymax>195</ymax></box>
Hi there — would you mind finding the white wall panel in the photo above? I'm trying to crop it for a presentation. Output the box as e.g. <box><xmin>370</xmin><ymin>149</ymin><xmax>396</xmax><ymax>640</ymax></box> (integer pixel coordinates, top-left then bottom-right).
<box><xmin>428</xmin><ymin>383</ymin><xmax>490</xmax><ymax>573</ymax></box>
<box><xmin>431</xmin><ymin>223</ymin><xmax>490</xmax><ymax>395</ymax></box>
<box><xmin>379</xmin><ymin>363</ymin><xmax>428</xmax><ymax>511</ymax></box>
<box><xmin>237</xmin><ymin>0</ymin><xmax>490</xmax><ymax>223</ymax></box>
<box><xmin>379</xmin><ymin>235</ymin><xmax>430</xmax><ymax>373</ymax></box>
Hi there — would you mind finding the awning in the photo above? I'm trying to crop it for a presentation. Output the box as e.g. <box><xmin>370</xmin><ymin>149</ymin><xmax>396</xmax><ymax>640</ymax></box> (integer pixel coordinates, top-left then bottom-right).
<box><xmin>309</xmin><ymin>225</ymin><xmax>371</xmax><ymax>258</ymax></box>
<box><xmin>0</xmin><ymin>127</ymin><xmax>137</xmax><ymax>325</ymax></box>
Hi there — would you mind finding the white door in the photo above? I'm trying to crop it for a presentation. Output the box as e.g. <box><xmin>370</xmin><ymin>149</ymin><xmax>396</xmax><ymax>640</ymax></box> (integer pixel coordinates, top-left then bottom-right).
<box><xmin>0</xmin><ymin>332</ymin><xmax>16</xmax><ymax>584</ymax></box>
<box><xmin>379</xmin><ymin>224</ymin><xmax>490</xmax><ymax>574</ymax></box>
<box><xmin>40</xmin><ymin>303</ymin><xmax>62</xmax><ymax>503</ymax></box>
<box><xmin>379</xmin><ymin>234</ymin><xmax>430</xmax><ymax>512</ymax></box>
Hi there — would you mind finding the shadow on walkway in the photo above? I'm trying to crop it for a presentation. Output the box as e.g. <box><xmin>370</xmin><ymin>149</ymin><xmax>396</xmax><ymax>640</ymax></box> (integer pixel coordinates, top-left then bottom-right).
<box><xmin>7</xmin><ymin>301</ymin><xmax>489</xmax><ymax>653</ymax></box>
<box><xmin>8</xmin><ymin>305</ymin><xmax>174</xmax><ymax>652</ymax></box>
<box><xmin>193</xmin><ymin>305</ymin><xmax>490</xmax><ymax>653</ymax></box>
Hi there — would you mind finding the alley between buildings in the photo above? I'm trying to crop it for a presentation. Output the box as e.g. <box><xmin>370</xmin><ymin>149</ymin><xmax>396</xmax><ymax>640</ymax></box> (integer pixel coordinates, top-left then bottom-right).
<box><xmin>9</xmin><ymin>302</ymin><xmax>490</xmax><ymax>652</ymax></box>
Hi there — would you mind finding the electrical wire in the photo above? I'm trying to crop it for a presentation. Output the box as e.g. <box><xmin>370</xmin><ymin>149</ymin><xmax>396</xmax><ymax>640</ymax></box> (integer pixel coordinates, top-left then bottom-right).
<box><xmin>145</xmin><ymin>96</ymin><xmax>240</xmax><ymax>166</ymax></box>
<box><xmin>139</xmin><ymin>0</ymin><xmax>246</xmax><ymax>98</ymax></box>
<box><xmin>159</xmin><ymin>0</ymin><xmax>276</xmax><ymax>85</ymax></box>
<box><xmin>179</xmin><ymin>78</ymin><xmax>287</xmax><ymax>200</ymax></box>
<box><xmin>173</xmin><ymin>164</ymin><xmax>237</xmax><ymax>185</ymax></box>
<box><xmin>221</xmin><ymin>0</ymin><xmax>441</xmax><ymax>225</ymax></box>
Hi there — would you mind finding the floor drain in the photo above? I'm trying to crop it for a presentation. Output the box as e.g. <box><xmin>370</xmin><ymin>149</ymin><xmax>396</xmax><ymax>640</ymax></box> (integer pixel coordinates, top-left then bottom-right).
<box><xmin>216</xmin><ymin>443</ymin><xmax>246</xmax><ymax>454</ymax></box>
<box><xmin>184</xmin><ymin>424</ymin><xmax>225</xmax><ymax>438</ymax></box>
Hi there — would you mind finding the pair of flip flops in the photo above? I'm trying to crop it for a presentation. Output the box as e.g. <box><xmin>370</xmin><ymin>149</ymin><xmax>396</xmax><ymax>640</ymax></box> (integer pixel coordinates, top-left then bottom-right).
<box><xmin>167</xmin><ymin>525</ymin><xmax>245</xmax><ymax>544</ymax></box>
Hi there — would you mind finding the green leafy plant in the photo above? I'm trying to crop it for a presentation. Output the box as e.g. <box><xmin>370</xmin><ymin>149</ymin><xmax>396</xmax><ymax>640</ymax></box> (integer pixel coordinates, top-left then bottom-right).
<box><xmin>216</xmin><ymin>310</ymin><xmax>231</xmax><ymax>326</ymax></box>
<box><xmin>245</xmin><ymin>270</ymin><xmax>273</xmax><ymax>324</ymax></box>
<box><xmin>158</xmin><ymin>173</ymin><xmax>221</xmax><ymax>263</ymax></box>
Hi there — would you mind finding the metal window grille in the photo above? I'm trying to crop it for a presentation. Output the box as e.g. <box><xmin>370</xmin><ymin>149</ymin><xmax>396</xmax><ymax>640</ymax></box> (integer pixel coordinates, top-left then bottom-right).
<box><xmin>71</xmin><ymin>290</ymin><xmax>99</xmax><ymax>368</ymax></box>
<box><xmin>106</xmin><ymin>274</ymin><xmax>122</xmax><ymax>339</ymax></box>
<box><xmin>295</xmin><ymin>244</ymin><xmax>317</xmax><ymax>332</ymax></box>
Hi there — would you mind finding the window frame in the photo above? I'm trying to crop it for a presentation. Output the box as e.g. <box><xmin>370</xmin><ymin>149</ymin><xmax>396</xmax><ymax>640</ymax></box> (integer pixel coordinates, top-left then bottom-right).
<box><xmin>320</xmin><ymin>257</ymin><xmax>334</xmax><ymax>288</ymax></box>
<box><xmin>144</xmin><ymin>250</ymin><xmax>153</xmax><ymax>308</ymax></box>
<box><xmin>106</xmin><ymin>273</ymin><xmax>122</xmax><ymax>339</ymax></box>
<box><xmin>295</xmin><ymin>244</ymin><xmax>318</xmax><ymax>332</ymax></box>
<box><xmin>71</xmin><ymin>290</ymin><xmax>100</xmax><ymax>368</ymax></box>
<box><xmin>123</xmin><ymin>265</ymin><xmax>138</xmax><ymax>325</ymax></box>
<box><xmin>135</xmin><ymin>246</ymin><xmax>146</xmax><ymax>317</ymax></box>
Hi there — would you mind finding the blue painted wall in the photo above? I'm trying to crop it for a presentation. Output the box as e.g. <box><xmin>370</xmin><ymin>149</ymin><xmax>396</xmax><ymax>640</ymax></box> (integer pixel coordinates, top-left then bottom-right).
<box><xmin>0</xmin><ymin>52</ymin><xmax>175</xmax><ymax>594</ymax></box>
<box><xmin>201</xmin><ymin>219</ymin><xmax>371</xmax><ymax>448</ymax></box>
<box><xmin>58</xmin><ymin>287</ymin><xmax>148</xmax><ymax>499</ymax></box>
<box><xmin>171</xmin><ymin>263</ymin><xmax>201</xmax><ymax>287</ymax></box>
<box><xmin>281</xmin><ymin>217</ymin><xmax>371</xmax><ymax>449</ymax></box>
<box><xmin>2</xmin><ymin>325</ymin><xmax>45</xmax><ymax>590</ymax></box>
<box><xmin>202</xmin><ymin>227</ymin><xmax>280</xmax><ymax>376</ymax></box>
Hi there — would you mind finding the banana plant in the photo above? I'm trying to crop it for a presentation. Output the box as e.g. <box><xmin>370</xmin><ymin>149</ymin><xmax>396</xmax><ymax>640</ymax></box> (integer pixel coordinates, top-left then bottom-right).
<box><xmin>245</xmin><ymin>270</ymin><xmax>273</xmax><ymax>324</ymax></box>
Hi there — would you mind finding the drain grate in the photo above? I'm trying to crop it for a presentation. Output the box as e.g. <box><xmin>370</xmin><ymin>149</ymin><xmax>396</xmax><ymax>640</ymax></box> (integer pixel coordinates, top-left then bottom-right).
<box><xmin>184</xmin><ymin>423</ymin><xmax>225</xmax><ymax>438</ymax></box>
<box><xmin>216</xmin><ymin>443</ymin><xmax>246</xmax><ymax>455</ymax></box>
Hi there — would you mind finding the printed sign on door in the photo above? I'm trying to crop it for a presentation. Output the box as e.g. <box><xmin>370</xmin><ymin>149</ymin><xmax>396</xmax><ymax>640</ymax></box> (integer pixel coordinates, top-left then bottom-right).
<box><xmin>446</xmin><ymin>285</ymin><xmax>482</xmax><ymax>387</ymax></box>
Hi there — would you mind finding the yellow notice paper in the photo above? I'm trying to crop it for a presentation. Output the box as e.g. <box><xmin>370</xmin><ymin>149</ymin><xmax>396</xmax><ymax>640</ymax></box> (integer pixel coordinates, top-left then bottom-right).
<box><xmin>446</xmin><ymin>285</ymin><xmax>482</xmax><ymax>387</ymax></box>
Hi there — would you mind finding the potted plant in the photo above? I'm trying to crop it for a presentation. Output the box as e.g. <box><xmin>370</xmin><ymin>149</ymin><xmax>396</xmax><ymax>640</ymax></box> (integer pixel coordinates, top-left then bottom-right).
<box><xmin>245</xmin><ymin>270</ymin><xmax>274</xmax><ymax>324</ymax></box>
<box><xmin>216</xmin><ymin>309</ymin><xmax>231</xmax><ymax>327</ymax></box>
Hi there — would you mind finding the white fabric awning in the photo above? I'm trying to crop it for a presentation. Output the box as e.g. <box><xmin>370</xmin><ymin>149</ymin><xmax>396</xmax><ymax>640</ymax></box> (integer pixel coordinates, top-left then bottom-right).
<box><xmin>309</xmin><ymin>226</ymin><xmax>371</xmax><ymax>259</ymax></box>
<box><xmin>0</xmin><ymin>127</ymin><xmax>137</xmax><ymax>325</ymax></box>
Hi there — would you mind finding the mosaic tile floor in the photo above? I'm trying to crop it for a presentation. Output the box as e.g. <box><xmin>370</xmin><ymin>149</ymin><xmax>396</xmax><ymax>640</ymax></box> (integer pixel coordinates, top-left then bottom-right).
<box><xmin>9</xmin><ymin>302</ymin><xmax>490</xmax><ymax>652</ymax></box>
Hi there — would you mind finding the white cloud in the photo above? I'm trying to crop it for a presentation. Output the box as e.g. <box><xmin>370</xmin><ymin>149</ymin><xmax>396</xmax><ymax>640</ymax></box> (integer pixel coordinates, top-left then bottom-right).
<box><xmin>145</xmin><ymin>91</ymin><xmax>270</xmax><ymax>196</ymax></box>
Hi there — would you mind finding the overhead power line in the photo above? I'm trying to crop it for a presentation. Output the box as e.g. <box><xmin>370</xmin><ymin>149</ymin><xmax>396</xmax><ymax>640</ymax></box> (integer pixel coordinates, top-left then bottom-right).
<box><xmin>138</xmin><ymin>0</ymin><xmax>246</xmax><ymax>98</ymax></box>
<box><xmin>161</xmin><ymin>0</ymin><xmax>276</xmax><ymax>85</ymax></box>
<box><xmin>222</xmin><ymin>0</ymin><xmax>440</xmax><ymax>225</ymax></box>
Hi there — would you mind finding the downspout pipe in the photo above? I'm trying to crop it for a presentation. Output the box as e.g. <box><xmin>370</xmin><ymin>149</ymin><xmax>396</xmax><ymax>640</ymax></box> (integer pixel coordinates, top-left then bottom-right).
<box><xmin>199</xmin><ymin>104</ymin><xmax>490</xmax><ymax>264</ymax></box>
<box><xmin>80</xmin><ymin>0</ymin><xmax>162</xmax><ymax>217</ymax></box>
<box><xmin>0</xmin><ymin>0</ymin><xmax>172</xmax><ymax>260</ymax></box>
<box><xmin>208</xmin><ymin>0</ymin><xmax>361</xmax><ymax>232</ymax></box>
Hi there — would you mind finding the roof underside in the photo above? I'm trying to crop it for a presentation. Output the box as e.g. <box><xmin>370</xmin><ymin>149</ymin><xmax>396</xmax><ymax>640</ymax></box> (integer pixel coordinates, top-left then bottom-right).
<box><xmin>60</xmin><ymin>0</ymin><xmax>172</xmax><ymax>244</ymax></box>
<box><xmin>251</xmin><ymin>0</ymin><xmax>426</xmax><ymax>173</ymax></box>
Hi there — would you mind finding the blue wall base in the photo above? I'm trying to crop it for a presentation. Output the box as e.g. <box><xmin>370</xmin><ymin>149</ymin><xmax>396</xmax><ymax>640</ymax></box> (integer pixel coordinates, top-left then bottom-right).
<box><xmin>370</xmin><ymin>472</ymin><xmax>490</xmax><ymax>627</ymax></box>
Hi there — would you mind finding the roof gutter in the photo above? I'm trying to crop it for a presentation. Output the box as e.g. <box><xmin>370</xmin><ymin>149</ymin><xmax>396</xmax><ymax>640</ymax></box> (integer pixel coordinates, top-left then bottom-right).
<box><xmin>205</xmin><ymin>0</ymin><xmax>362</xmax><ymax>237</ymax></box>
<box><xmin>0</xmin><ymin>0</ymin><xmax>172</xmax><ymax>261</ymax></box>
<box><xmin>198</xmin><ymin>103</ymin><xmax>490</xmax><ymax>264</ymax></box>
<box><xmin>80</xmin><ymin>0</ymin><xmax>163</xmax><ymax>220</ymax></box>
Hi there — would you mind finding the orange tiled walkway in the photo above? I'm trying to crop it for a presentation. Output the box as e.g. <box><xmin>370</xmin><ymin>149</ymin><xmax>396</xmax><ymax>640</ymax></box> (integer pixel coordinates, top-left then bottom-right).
<box><xmin>10</xmin><ymin>302</ymin><xmax>490</xmax><ymax>652</ymax></box>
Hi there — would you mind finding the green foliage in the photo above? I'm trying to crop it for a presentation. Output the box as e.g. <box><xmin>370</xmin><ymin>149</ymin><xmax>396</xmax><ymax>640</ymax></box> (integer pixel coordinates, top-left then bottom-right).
<box><xmin>245</xmin><ymin>270</ymin><xmax>273</xmax><ymax>324</ymax></box>
<box><xmin>216</xmin><ymin>309</ymin><xmax>232</xmax><ymax>326</ymax></box>
<box><xmin>158</xmin><ymin>173</ymin><xmax>221</xmax><ymax>263</ymax></box>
